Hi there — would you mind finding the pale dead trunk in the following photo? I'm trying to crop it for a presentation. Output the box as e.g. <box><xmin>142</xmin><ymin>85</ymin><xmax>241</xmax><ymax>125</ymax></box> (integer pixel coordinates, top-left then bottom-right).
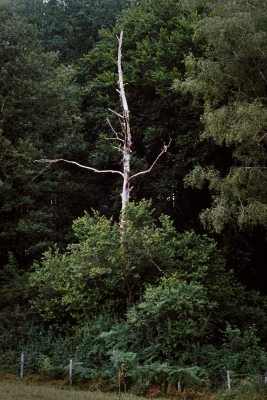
<box><xmin>34</xmin><ymin>30</ymin><xmax>171</xmax><ymax>307</ymax></box>
<box><xmin>117</xmin><ymin>31</ymin><xmax>131</xmax><ymax>233</ymax></box>
<box><xmin>34</xmin><ymin>30</ymin><xmax>171</xmax><ymax>233</ymax></box>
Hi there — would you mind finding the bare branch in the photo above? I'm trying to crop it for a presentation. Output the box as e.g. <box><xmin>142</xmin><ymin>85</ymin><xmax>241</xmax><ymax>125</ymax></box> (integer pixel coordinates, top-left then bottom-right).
<box><xmin>129</xmin><ymin>138</ymin><xmax>172</xmax><ymax>181</ymax></box>
<box><xmin>106</xmin><ymin>117</ymin><xmax>124</xmax><ymax>141</ymax></box>
<box><xmin>238</xmin><ymin>166</ymin><xmax>267</xmax><ymax>169</ymax></box>
<box><xmin>109</xmin><ymin>55</ymin><xmax>117</xmax><ymax>65</ymax></box>
<box><xmin>34</xmin><ymin>159</ymin><xmax>124</xmax><ymax>177</ymax></box>
<box><xmin>250</xmin><ymin>56</ymin><xmax>267</xmax><ymax>89</ymax></box>
<box><xmin>113</xmin><ymin>145</ymin><xmax>123</xmax><ymax>153</ymax></box>
<box><xmin>141</xmin><ymin>250</ymin><xmax>169</xmax><ymax>278</ymax></box>
<box><xmin>108</xmin><ymin>108</ymin><xmax>124</xmax><ymax>119</ymax></box>
<box><xmin>1</xmin><ymin>99</ymin><xmax>5</xmax><ymax>112</ymax></box>
<box><xmin>31</xmin><ymin>162</ymin><xmax>53</xmax><ymax>181</ymax></box>
<box><xmin>105</xmin><ymin>137</ymin><xmax>124</xmax><ymax>142</ymax></box>
<box><xmin>259</xmin><ymin>132</ymin><xmax>267</xmax><ymax>143</ymax></box>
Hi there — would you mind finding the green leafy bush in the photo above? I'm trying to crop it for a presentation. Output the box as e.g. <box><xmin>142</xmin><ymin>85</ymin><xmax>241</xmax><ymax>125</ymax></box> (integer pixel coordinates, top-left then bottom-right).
<box><xmin>127</xmin><ymin>277</ymin><xmax>214</xmax><ymax>361</ymax></box>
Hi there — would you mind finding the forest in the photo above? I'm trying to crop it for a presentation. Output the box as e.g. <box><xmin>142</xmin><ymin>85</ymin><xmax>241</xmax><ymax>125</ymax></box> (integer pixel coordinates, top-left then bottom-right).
<box><xmin>1</xmin><ymin>0</ymin><xmax>267</xmax><ymax>397</ymax></box>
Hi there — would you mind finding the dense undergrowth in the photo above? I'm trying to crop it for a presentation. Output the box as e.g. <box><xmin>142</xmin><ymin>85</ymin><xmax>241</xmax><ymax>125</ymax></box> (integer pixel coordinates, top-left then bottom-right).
<box><xmin>1</xmin><ymin>318</ymin><xmax>267</xmax><ymax>398</ymax></box>
<box><xmin>1</xmin><ymin>202</ymin><xmax>267</xmax><ymax>397</ymax></box>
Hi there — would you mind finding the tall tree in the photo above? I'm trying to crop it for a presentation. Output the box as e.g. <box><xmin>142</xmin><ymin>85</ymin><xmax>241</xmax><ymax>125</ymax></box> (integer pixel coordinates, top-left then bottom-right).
<box><xmin>0</xmin><ymin>8</ymin><xmax>89</xmax><ymax>268</ymax></box>
<box><xmin>177</xmin><ymin>0</ymin><xmax>267</xmax><ymax>233</ymax></box>
<box><xmin>36</xmin><ymin>31</ymin><xmax>171</xmax><ymax>233</ymax></box>
<box><xmin>174</xmin><ymin>0</ymin><xmax>267</xmax><ymax>289</ymax></box>
<box><xmin>75</xmin><ymin>0</ymin><xmax>207</xmax><ymax>228</ymax></box>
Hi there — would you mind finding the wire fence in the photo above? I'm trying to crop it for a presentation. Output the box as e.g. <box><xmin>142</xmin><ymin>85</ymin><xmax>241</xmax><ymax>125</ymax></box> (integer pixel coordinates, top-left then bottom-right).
<box><xmin>16</xmin><ymin>353</ymin><xmax>267</xmax><ymax>391</ymax></box>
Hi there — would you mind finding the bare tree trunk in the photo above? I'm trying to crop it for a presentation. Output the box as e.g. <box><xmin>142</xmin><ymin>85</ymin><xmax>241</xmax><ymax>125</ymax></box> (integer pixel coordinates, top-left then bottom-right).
<box><xmin>117</xmin><ymin>31</ymin><xmax>131</xmax><ymax>232</ymax></box>
<box><xmin>34</xmin><ymin>30</ymin><xmax>171</xmax><ymax>232</ymax></box>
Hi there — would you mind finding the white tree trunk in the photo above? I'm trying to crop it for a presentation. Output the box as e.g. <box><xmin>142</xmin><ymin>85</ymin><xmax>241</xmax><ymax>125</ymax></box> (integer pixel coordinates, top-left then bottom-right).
<box><xmin>117</xmin><ymin>31</ymin><xmax>131</xmax><ymax>232</ymax></box>
<box><xmin>35</xmin><ymin>30</ymin><xmax>171</xmax><ymax>233</ymax></box>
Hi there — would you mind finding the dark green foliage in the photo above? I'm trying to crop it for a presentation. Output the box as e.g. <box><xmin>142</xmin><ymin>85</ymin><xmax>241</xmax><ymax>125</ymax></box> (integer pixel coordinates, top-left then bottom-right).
<box><xmin>0</xmin><ymin>324</ymin><xmax>73</xmax><ymax>376</ymax></box>
<box><xmin>1</xmin><ymin>315</ymin><xmax>267</xmax><ymax>395</ymax></box>
<box><xmin>0</xmin><ymin>3</ymin><xmax>96</xmax><ymax>269</ymax></box>
<box><xmin>199</xmin><ymin>325</ymin><xmax>267</xmax><ymax>381</ymax></box>
<box><xmin>1</xmin><ymin>0</ymin><xmax>267</xmax><ymax>396</ymax></box>
<box><xmin>29</xmin><ymin>201</ymin><xmax>267</xmax><ymax>388</ymax></box>
<box><xmin>30</xmin><ymin>200</ymin><xmax>229</xmax><ymax>326</ymax></box>
<box><xmin>6</xmin><ymin>0</ymin><xmax>132</xmax><ymax>62</ymax></box>
<box><xmin>127</xmin><ymin>279</ymin><xmax>214</xmax><ymax>361</ymax></box>
<box><xmin>172</xmin><ymin>0</ymin><xmax>267</xmax><ymax>295</ymax></box>
<box><xmin>29</xmin><ymin>200</ymin><xmax>181</xmax><ymax>323</ymax></box>
<box><xmin>176</xmin><ymin>0</ymin><xmax>267</xmax><ymax>233</ymax></box>
<box><xmin>219</xmin><ymin>324</ymin><xmax>267</xmax><ymax>376</ymax></box>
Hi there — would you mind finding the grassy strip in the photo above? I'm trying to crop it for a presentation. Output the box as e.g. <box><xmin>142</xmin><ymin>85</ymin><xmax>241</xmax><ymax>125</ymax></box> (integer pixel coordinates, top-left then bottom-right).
<box><xmin>0</xmin><ymin>379</ymin><xmax>150</xmax><ymax>400</ymax></box>
<box><xmin>1</xmin><ymin>376</ymin><xmax>267</xmax><ymax>400</ymax></box>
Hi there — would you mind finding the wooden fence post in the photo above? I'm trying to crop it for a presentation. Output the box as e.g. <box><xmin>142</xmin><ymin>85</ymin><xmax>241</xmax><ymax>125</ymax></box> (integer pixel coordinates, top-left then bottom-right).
<box><xmin>227</xmin><ymin>371</ymin><xmax>231</xmax><ymax>390</ymax></box>
<box><xmin>118</xmin><ymin>364</ymin><xmax>125</xmax><ymax>400</ymax></box>
<box><xmin>69</xmin><ymin>359</ymin><xmax>73</xmax><ymax>385</ymax></box>
<box><xmin>20</xmin><ymin>353</ymin><xmax>24</xmax><ymax>378</ymax></box>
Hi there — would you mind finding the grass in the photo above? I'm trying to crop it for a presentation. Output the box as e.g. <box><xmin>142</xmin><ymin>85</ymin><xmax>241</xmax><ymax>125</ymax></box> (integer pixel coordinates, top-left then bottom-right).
<box><xmin>0</xmin><ymin>377</ymin><xmax>158</xmax><ymax>400</ymax></box>
<box><xmin>0</xmin><ymin>380</ymin><xmax>142</xmax><ymax>400</ymax></box>
<box><xmin>1</xmin><ymin>376</ymin><xmax>267</xmax><ymax>400</ymax></box>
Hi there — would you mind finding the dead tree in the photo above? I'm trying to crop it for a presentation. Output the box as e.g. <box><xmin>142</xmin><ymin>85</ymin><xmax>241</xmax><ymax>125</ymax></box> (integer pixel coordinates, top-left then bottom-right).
<box><xmin>35</xmin><ymin>31</ymin><xmax>171</xmax><ymax>232</ymax></box>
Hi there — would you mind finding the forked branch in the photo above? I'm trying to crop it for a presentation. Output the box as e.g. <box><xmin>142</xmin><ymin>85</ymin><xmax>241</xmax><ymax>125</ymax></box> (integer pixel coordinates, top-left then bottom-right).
<box><xmin>130</xmin><ymin>138</ymin><xmax>172</xmax><ymax>181</ymax></box>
